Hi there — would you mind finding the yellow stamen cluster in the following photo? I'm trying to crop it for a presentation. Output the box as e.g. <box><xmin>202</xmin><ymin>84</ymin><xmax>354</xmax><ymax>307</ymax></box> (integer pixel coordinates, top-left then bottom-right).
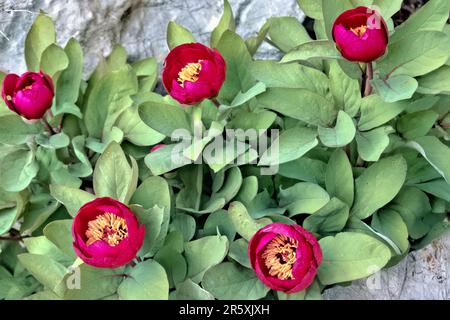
<box><xmin>261</xmin><ymin>234</ymin><xmax>298</xmax><ymax>280</ymax></box>
<box><xmin>350</xmin><ymin>25</ymin><xmax>368</xmax><ymax>37</ymax></box>
<box><xmin>177</xmin><ymin>61</ymin><xmax>202</xmax><ymax>87</ymax></box>
<box><xmin>85</xmin><ymin>212</ymin><xmax>128</xmax><ymax>246</ymax></box>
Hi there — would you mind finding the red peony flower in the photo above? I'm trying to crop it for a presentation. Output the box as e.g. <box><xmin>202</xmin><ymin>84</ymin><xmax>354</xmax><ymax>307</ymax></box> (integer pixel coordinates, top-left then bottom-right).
<box><xmin>332</xmin><ymin>7</ymin><xmax>388</xmax><ymax>63</ymax></box>
<box><xmin>162</xmin><ymin>43</ymin><xmax>226</xmax><ymax>105</ymax></box>
<box><xmin>248</xmin><ymin>222</ymin><xmax>322</xmax><ymax>293</ymax></box>
<box><xmin>72</xmin><ymin>197</ymin><xmax>145</xmax><ymax>268</ymax></box>
<box><xmin>1</xmin><ymin>71</ymin><xmax>54</xmax><ymax>120</ymax></box>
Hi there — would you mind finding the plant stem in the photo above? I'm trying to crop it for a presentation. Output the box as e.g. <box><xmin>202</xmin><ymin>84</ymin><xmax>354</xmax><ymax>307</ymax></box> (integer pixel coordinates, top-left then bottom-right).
<box><xmin>356</xmin><ymin>62</ymin><xmax>374</xmax><ymax>168</ymax></box>
<box><xmin>211</xmin><ymin>97</ymin><xmax>220</xmax><ymax>108</ymax></box>
<box><xmin>42</xmin><ymin>117</ymin><xmax>55</xmax><ymax>135</ymax></box>
<box><xmin>364</xmin><ymin>62</ymin><xmax>373</xmax><ymax>97</ymax></box>
<box><xmin>192</xmin><ymin>104</ymin><xmax>203</xmax><ymax>137</ymax></box>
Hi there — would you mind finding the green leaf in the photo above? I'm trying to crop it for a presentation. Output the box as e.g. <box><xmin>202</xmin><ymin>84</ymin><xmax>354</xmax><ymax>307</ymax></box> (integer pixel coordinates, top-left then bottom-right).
<box><xmin>0</xmin><ymin>207</ymin><xmax>20</xmax><ymax>237</ymax></box>
<box><xmin>325</xmin><ymin>149</ymin><xmax>354</xmax><ymax>206</ymax></box>
<box><xmin>279</xmin><ymin>158</ymin><xmax>326</xmax><ymax>185</ymax></box>
<box><xmin>132</xmin><ymin>205</ymin><xmax>165</xmax><ymax>257</ymax></box>
<box><xmin>235</xmin><ymin>176</ymin><xmax>258</xmax><ymax>205</ymax></box>
<box><xmin>329</xmin><ymin>61</ymin><xmax>361</xmax><ymax>117</ymax></box>
<box><xmin>391</xmin><ymin>0</ymin><xmax>449</xmax><ymax>43</ymax></box>
<box><xmin>279</xmin><ymin>182</ymin><xmax>330</xmax><ymax>216</ymax></box>
<box><xmin>144</xmin><ymin>143</ymin><xmax>190</xmax><ymax>176</ymax></box>
<box><xmin>93</xmin><ymin>142</ymin><xmax>136</xmax><ymax>203</ymax></box>
<box><xmin>266</xmin><ymin>17</ymin><xmax>311</xmax><ymax>52</ymax></box>
<box><xmin>219</xmin><ymin>82</ymin><xmax>266</xmax><ymax>110</ymax></box>
<box><xmin>54</xmin><ymin>38</ymin><xmax>83</xmax><ymax>113</ymax></box>
<box><xmin>204</xmin><ymin>140</ymin><xmax>249</xmax><ymax>173</ymax></box>
<box><xmin>228</xmin><ymin>238</ymin><xmax>251</xmax><ymax>269</ymax></box>
<box><xmin>118</xmin><ymin>260</ymin><xmax>169</xmax><ymax>300</ymax></box>
<box><xmin>20</xmin><ymin>195</ymin><xmax>58</xmax><ymax>234</ymax></box>
<box><xmin>417</xmin><ymin>65</ymin><xmax>450</xmax><ymax>94</ymax></box>
<box><xmin>43</xmin><ymin>220</ymin><xmax>76</xmax><ymax>259</ymax></box>
<box><xmin>216</xmin><ymin>31</ymin><xmax>254</xmax><ymax>104</ymax></box>
<box><xmin>318</xmin><ymin>232</ymin><xmax>391</xmax><ymax>285</ymax></box>
<box><xmin>229</xmin><ymin>109</ymin><xmax>277</xmax><ymax>131</ymax></box>
<box><xmin>25</xmin><ymin>14</ymin><xmax>56</xmax><ymax>71</ymax></box>
<box><xmin>175</xmin><ymin>279</ymin><xmax>214</xmax><ymax>300</ymax></box>
<box><xmin>257</xmin><ymin>88</ymin><xmax>336</xmax><ymax>126</ymax></box>
<box><xmin>49</xmin><ymin>132</ymin><xmax>70</xmax><ymax>149</ymax></box>
<box><xmin>184</xmin><ymin>235</ymin><xmax>229</xmax><ymax>283</ymax></box>
<box><xmin>84</xmin><ymin>65</ymin><xmax>138</xmax><ymax>139</ymax></box>
<box><xmin>62</xmin><ymin>264</ymin><xmax>122</xmax><ymax>300</ymax></box>
<box><xmin>139</xmin><ymin>101</ymin><xmax>192</xmax><ymax>137</ymax></box>
<box><xmin>18</xmin><ymin>254</ymin><xmax>66</xmax><ymax>294</ymax></box>
<box><xmin>69</xmin><ymin>136</ymin><xmax>93</xmax><ymax>178</ymax></box>
<box><xmin>23</xmin><ymin>236</ymin><xmax>69</xmax><ymax>264</ymax></box>
<box><xmin>371</xmin><ymin>75</ymin><xmax>418</xmax><ymax>103</ymax></box>
<box><xmin>303</xmin><ymin>197</ymin><xmax>349</xmax><ymax>233</ymax></box>
<box><xmin>259</xmin><ymin>127</ymin><xmax>318</xmax><ymax>166</ymax></box>
<box><xmin>358</xmin><ymin>95</ymin><xmax>407</xmax><ymax>131</ymax></box>
<box><xmin>202</xmin><ymin>262</ymin><xmax>270</xmax><ymax>300</ymax></box>
<box><xmin>167</xmin><ymin>21</ymin><xmax>196</xmax><ymax>50</ymax></box>
<box><xmin>0</xmin><ymin>115</ymin><xmax>42</xmax><ymax>145</ymax></box>
<box><xmin>318</xmin><ymin>111</ymin><xmax>356</xmax><ymax>147</ymax></box>
<box><xmin>378</xmin><ymin>31</ymin><xmax>450</xmax><ymax>78</ymax></box>
<box><xmin>50</xmin><ymin>185</ymin><xmax>95</xmax><ymax>217</ymax></box>
<box><xmin>397</xmin><ymin>110</ymin><xmax>439</xmax><ymax>139</ymax></box>
<box><xmin>171</xmin><ymin>213</ymin><xmax>196</xmax><ymax>242</ymax></box>
<box><xmin>356</xmin><ymin>126</ymin><xmax>394</xmax><ymax>162</ymax></box>
<box><xmin>407</xmin><ymin>136</ymin><xmax>450</xmax><ymax>184</ymax></box>
<box><xmin>154</xmin><ymin>246</ymin><xmax>187</xmax><ymax>288</ymax></box>
<box><xmin>183</xmin><ymin>167</ymin><xmax>242</xmax><ymax>214</ymax></box>
<box><xmin>322</xmin><ymin>0</ymin><xmax>352</xmax><ymax>40</ymax></box>
<box><xmin>116</xmin><ymin>105</ymin><xmax>165</xmax><ymax>146</ymax></box>
<box><xmin>373</xmin><ymin>0</ymin><xmax>403</xmax><ymax>18</ymax></box>
<box><xmin>297</xmin><ymin>0</ymin><xmax>323</xmax><ymax>20</ymax></box>
<box><xmin>414</xmin><ymin>179</ymin><xmax>450</xmax><ymax>202</ymax></box>
<box><xmin>351</xmin><ymin>155</ymin><xmax>407</xmax><ymax>219</ymax></box>
<box><xmin>250</xmin><ymin>60</ymin><xmax>329</xmax><ymax>96</ymax></box>
<box><xmin>40</xmin><ymin>44</ymin><xmax>69</xmax><ymax>78</ymax></box>
<box><xmin>412</xmin><ymin>219</ymin><xmax>450</xmax><ymax>250</ymax></box>
<box><xmin>0</xmin><ymin>149</ymin><xmax>39</xmax><ymax>192</ymax></box>
<box><xmin>176</xmin><ymin>165</ymin><xmax>203</xmax><ymax>211</ymax></box>
<box><xmin>280</xmin><ymin>40</ymin><xmax>342</xmax><ymax>63</ymax></box>
<box><xmin>389</xmin><ymin>187</ymin><xmax>431</xmax><ymax>239</ymax></box>
<box><xmin>130</xmin><ymin>176</ymin><xmax>171</xmax><ymax>248</ymax></box>
<box><xmin>228</xmin><ymin>201</ymin><xmax>271</xmax><ymax>241</ymax></box>
<box><xmin>211</xmin><ymin>0</ymin><xmax>235</xmax><ymax>48</ymax></box>
<box><xmin>53</xmin><ymin>102</ymin><xmax>82</xmax><ymax>118</ymax></box>
<box><xmin>203</xmin><ymin>210</ymin><xmax>236</xmax><ymax>243</ymax></box>
<box><xmin>372</xmin><ymin>209</ymin><xmax>409</xmax><ymax>254</ymax></box>
<box><xmin>245</xmin><ymin>21</ymin><xmax>270</xmax><ymax>56</ymax></box>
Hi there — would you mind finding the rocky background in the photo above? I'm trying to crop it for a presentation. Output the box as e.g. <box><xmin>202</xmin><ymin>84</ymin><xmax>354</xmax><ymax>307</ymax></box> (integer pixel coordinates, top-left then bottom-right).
<box><xmin>0</xmin><ymin>0</ymin><xmax>448</xmax><ymax>300</ymax></box>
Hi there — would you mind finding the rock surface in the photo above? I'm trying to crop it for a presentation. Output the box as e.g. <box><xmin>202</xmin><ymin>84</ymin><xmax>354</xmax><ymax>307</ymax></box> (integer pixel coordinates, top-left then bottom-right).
<box><xmin>0</xmin><ymin>0</ymin><xmax>303</xmax><ymax>74</ymax></box>
<box><xmin>0</xmin><ymin>0</ymin><xmax>449</xmax><ymax>300</ymax></box>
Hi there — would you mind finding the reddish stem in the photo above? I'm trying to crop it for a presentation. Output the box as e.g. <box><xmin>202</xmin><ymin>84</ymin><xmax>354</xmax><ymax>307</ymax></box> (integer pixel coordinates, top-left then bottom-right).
<box><xmin>364</xmin><ymin>62</ymin><xmax>373</xmax><ymax>97</ymax></box>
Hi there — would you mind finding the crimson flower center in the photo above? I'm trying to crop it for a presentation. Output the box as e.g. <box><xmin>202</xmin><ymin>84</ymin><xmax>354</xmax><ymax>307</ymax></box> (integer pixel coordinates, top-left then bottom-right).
<box><xmin>177</xmin><ymin>61</ymin><xmax>202</xmax><ymax>87</ymax></box>
<box><xmin>350</xmin><ymin>25</ymin><xmax>368</xmax><ymax>38</ymax></box>
<box><xmin>85</xmin><ymin>212</ymin><xmax>128</xmax><ymax>247</ymax></box>
<box><xmin>261</xmin><ymin>234</ymin><xmax>298</xmax><ymax>280</ymax></box>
